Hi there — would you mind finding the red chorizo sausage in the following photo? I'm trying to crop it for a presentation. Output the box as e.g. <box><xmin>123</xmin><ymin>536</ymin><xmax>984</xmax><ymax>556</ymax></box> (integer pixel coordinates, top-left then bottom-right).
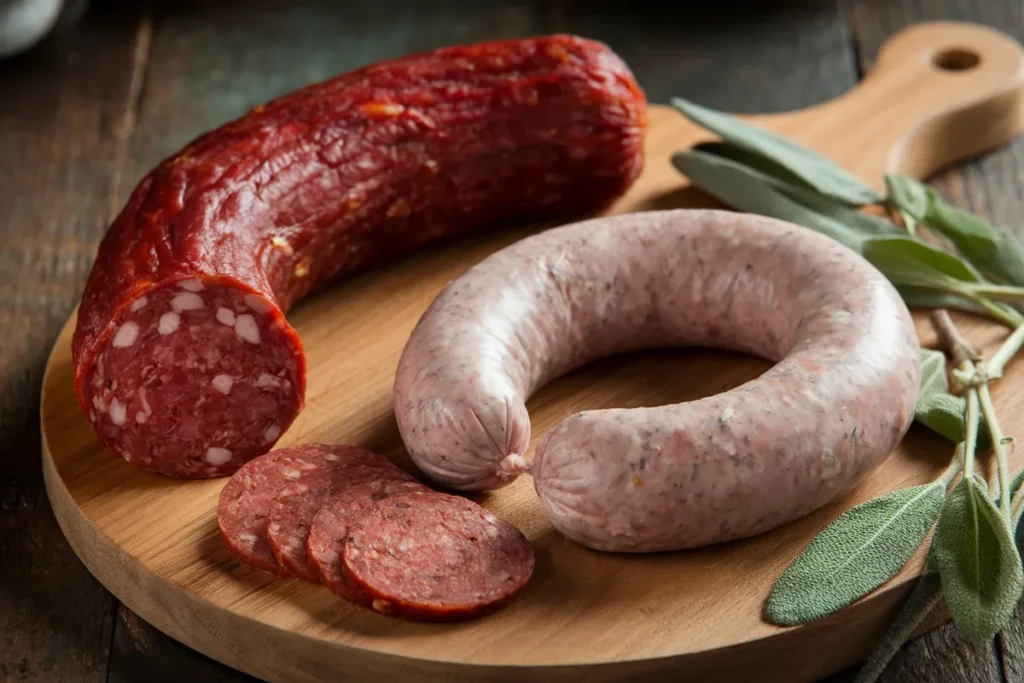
<box><xmin>392</xmin><ymin>209</ymin><xmax>921</xmax><ymax>552</ymax></box>
<box><xmin>71</xmin><ymin>35</ymin><xmax>647</xmax><ymax>478</ymax></box>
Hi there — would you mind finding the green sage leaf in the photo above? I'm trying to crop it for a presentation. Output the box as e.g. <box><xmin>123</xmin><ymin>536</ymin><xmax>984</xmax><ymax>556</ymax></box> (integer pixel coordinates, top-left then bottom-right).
<box><xmin>919</xmin><ymin>348</ymin><xmax>951</xmax><ymax>397</ymax></box>
<box><xmin>925</xmin><ymin>188</ymin><xmax>1024</xmax><ymax>288</ymax></box>
<box><xmin>862</xmin><ymin>235</ymin><xmax>983</xmax><ymax>293</ymax></box>
<box><xmin>775</xmin><ymin>185</ymin><xmax>898</xmax><ymax>237</ymax></box>
<box><xmin>693</xmin><ymin>141</ymin><xmax>811</xmax><ymax>190</ymax></box>
<box><xmin>694</xmin><ymin>142</ymin><xmax>897</xmax><ymax>238</ymax></box>
<box><xmin>672</xmin><ymin>150</ymin><xmax>870</xmax><ymax>253</ymax></box>
<box><xmin>914</xmin><ymin>348</ymin><xmax>966</xmax><ymax>444</ymax></box>
<box><xmin>884</xmin><ymin>173</ymin><xmax>931</xmax><ymax>222</ymax></box>
<box><xmin>853</xmin><ymin>560</ymin><xmax>942</xmax><ymax>683</ymax></box>
<box><xmin>933</xmin><ymin>477</ymin><xmax>1024</xmax><ymax>643</ymax></box>
<box><xmin>671</xmin><ymin>97</ymin><xmax>881</xmax><ymax>206</ymax></box>
<box><xmin>916</xmin><ymin>393</ymin><xmax>968</xmax><ymax>444</ymax></box>
<box><xmin>895</xmin><ymin>286</ymin><xmax>988</xmax><ymax>317</ymax></box>
<box><xmin>765</xmin><ymin>482</ymin><xmax>945</xmax><ymax>626</ymax></box>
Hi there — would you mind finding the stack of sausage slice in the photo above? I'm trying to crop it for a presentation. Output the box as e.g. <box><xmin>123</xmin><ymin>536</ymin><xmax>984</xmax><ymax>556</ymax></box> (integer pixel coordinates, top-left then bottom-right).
<box><xmin>217</xmin><ymin>444</ymin><xmax>535</xmax><ymax>620</ymax></box>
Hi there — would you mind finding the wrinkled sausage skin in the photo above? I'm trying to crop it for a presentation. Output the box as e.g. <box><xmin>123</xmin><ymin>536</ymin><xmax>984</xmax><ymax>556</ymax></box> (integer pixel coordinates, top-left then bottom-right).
<box><xmin>393</xmin><ymin>209</ymin><xmax>920</xmax><ymax>552</ymax></box>
<box><xmin>71</xmin><ymin>34</ymin><xmax>647</xmax><ymax>478</ymax></box>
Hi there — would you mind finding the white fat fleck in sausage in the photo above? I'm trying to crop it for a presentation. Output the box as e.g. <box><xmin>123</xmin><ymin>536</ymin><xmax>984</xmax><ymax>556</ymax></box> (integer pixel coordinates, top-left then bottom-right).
<box><xmin>256</xmin><ymin>373</ymin><xmax>280</xmax><ymax>390</ymax></box>
<box><xmin>216</xmin><ymin>307</ymin><xmax>236</xmax><ymax>326</ymax></box>
<box><xmin>243</xmin><ymin>293</ymin><xmax>274</xmax><ymax>314</ymax></box>
<box><xmin>392</xmin><ymin>209</ymin><xmax>921</xmax><ymax>553</ymax></box>
<box><xmin>130</xmin><ymin>296</ymin><xmax>148</xmax><ymax>312</ymax></box>
<box><xmin>205</xmin><ymin>447</ymin><xmax>233</xmax><ymax>466</ymax></box>
<box><xmin>109</xmin><ymin>398</ymin><xmax>127</xmax><ymax>426</ymax></box>
<box><xmin>178</xmin><ymin>279</ymin><xmax>205</xmax><ymax>292</ymax></box>
<box><xmin>264</xmin><ymin>423</ymin><xmax>282</xmax><ymax>443</ymax></box>
<box><xmin>136</xmin><ymin>411</ymin><xmax>148</xmax><ymax>424</ymax></box>
<box><xmin>212</xmin><ymin>375</ymin><xmax>234</xmax><ymax>395</ymax></box>
<box><xmin>235</xmin><ymin>314</ymin><xmax>260</xmax><ymax>344</ymax></box>
<box><xmin>112</xmin><ymin>321</ymin><xmax>139</xmax><ymax>348</ymax></box>
<box><xmin>158</xmin><ymin>312</ymin><xmax>181</xmax><ymax>335</ymax></box>
<box><xmin>270</xmin><ymin>235</ymin><xmax>294</xmax><ymax>255</ymax></box>
<box><xmin>171</xmin><ymin>292</ymin><xmax>205</xmax><ymax>312</ymax></box>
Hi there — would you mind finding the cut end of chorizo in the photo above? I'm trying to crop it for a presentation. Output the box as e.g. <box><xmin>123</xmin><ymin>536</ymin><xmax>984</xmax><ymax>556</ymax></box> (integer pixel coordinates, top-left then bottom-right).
<box><xmin>81</xmin><ymin>279</ymin><xmax>304</xmax><ymax>478</ymax></box>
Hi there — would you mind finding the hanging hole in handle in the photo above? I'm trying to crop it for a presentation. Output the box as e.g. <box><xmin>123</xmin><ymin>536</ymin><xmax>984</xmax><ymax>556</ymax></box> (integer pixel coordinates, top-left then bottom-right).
<box><xmin>932</xmin><ymin>48</ymin><xmax>981</xmax><ymax>71</ymax></box>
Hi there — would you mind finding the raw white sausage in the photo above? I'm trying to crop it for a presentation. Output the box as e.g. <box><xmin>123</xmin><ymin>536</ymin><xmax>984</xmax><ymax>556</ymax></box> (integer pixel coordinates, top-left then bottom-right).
<box><xmin>393</xmin><ymin>209</ymin><xmax>920</xmax><ymax>552</ymax></box>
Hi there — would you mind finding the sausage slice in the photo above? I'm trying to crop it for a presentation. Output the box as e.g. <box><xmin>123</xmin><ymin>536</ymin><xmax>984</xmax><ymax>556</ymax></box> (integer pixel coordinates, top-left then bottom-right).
<box><xmin>267</xmin><ymin>456</ymin><xmax>416</xmax><ymax>581</ymax></box>
<box><xmin>341</xmin><ymin>490</ymin><xmax>535</xmax><ymax>620</ymax></box>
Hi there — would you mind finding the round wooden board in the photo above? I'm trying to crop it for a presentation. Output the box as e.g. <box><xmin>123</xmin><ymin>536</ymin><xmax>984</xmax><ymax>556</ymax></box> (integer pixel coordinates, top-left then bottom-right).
<box><xmin>41</xmin><ymin>21</ymin><xmax>1024</xmax><ymax>683</ymax></box>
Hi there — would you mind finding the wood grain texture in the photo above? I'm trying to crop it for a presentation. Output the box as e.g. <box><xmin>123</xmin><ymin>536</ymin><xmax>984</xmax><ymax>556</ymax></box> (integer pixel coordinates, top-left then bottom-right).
<box><xmin>38</xmin><ymin>21</ymin><xmax>1024</xmax><ymax>683</ymax></box>
<box><xmin>1000</xmin><ymin>608</ymin><xmax>1024</xmax><ymax>683</ymax></box>
<box><xmin>0</xmin><ymin>4</ymin><xmax>148</xmax><ymax>682</ymax></box>
<box><xmin>107</xmin><ymin>605</ymin><xmax>253</xmax><ymax>683</ymax></box>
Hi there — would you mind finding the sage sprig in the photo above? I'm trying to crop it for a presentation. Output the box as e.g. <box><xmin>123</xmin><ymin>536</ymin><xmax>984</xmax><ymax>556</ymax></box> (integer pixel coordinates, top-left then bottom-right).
<box><xmin>884</xmin><ymin>174</ymin><xmax>929</xmax><ymax>235</ymax></box>
<box><xmin>670</xmin><ymin>98</ymin><xmax>881</xmax><ymax>205</ymax></box>
<box><xmin>885</xmin><ymin>173</ymin><xmax>1024</xmax><ymax>287</ymax></box>
<box><xmin>669</xmin><ymin>98</ymin><xmax>1024</xmax><ymax>680</ymax></box>
<box><xmin>671</xmin><ymin>149</ymin><xmax>877</xmax><ymax>252</ymax></box>
<box><xmin>670</xmin><ymin>148</ymin><xmax>1024</xmax><ymax>330</ymax></box>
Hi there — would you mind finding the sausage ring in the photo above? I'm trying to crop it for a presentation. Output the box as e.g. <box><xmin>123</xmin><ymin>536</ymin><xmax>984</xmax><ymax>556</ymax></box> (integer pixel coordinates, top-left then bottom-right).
<box><xmin>393</xmin><ymin>208</ymin><xmax>921</xmax><ymax>552</ymax></box>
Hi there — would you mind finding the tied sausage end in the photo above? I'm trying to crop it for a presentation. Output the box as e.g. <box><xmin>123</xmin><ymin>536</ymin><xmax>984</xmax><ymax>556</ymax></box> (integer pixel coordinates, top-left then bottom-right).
<box><xmin>499</xmin><ymin>453</ymin><xmax>530</xmax><ymax>478</ymax></box>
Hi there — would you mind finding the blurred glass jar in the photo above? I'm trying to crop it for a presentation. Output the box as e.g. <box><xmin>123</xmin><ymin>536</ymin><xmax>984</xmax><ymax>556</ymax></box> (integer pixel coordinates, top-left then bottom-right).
<box><xmin>0</xmin><ymin>0</ymin><xmax>88</xmax><ymax>58</ymax></box>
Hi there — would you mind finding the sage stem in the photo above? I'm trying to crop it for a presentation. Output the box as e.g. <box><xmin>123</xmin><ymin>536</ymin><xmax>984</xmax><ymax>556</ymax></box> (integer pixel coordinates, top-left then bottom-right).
<box><xmin>963</xmin><ymin>381</ymin><xmax>981</xmax><ymax>480</ymax></box>
<box><xmin>988</xmin><ymin>323</ymin><xmax>1024</xmax><ymax>378</ymax></box>
<box><xmin>978</xmin><ymin>384</ymin><xmax>1011</xmax><ymax>521</ymax></box>
<box><xmin>970</xmin><ymin>295</ymin><xmax>1024</xmax><ymax>329</ymax></box>
<box><xmin>929</xmin><ymin>310</ymin><xmax>978</xmax><ymax>366</ymax></box>
<box><xmin>939</xmin><ymin>447</ymin><xmax>963</xmax><ymax>487</ymax></box>
<box><xmin>968</xmin><ymin>284</ymin><xmax>1024</xmax><ymax>302</ymax></box>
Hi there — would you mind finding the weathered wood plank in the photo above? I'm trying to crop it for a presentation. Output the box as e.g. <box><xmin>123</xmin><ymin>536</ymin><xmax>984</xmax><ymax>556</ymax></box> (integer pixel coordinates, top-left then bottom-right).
<box><xmin>107</xmin><ymin>606</ymin><xmax>256</xmax><ymax>683</ymax></box>
<box><xmin>827</xmin><ymin>613</ymin><xmax>1004</xmax><ymax>683</ymax></box>
<box><xmin>556</xmin><ymin>0</ymin><xmax>859</xmax><ymax>111</ymax></box>
<box><xmin>0</xmin><ymin>3</ymin><xmax>150</xmax><ymax>682</ymax></box>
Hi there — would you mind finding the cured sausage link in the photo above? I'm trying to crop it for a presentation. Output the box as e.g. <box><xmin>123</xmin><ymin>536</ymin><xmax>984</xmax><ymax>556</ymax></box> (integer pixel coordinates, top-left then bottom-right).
<box><xmin>392</xmin><ymin>209</ymin><xmax>921</xmax><ymax>552</ymax></box>
<box><xmin>71</xmin><ymin>35</ymin><xmax>647</xmax><ymax>478</ymax></box>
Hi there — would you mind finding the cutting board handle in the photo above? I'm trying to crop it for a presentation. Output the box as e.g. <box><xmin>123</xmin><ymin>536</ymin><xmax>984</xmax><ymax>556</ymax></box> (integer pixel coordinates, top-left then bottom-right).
<box><xmin>778</xmin><ymin>21</ymin><xmax>1024</xmax><ymax>185</ymax></box>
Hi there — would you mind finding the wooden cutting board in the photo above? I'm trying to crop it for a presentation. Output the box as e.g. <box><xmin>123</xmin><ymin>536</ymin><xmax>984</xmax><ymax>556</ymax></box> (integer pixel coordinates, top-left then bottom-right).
<box><xmin>39</xmin><ymin>21</ymin><xmax>1024</xmax><ymax>683</ymax></box>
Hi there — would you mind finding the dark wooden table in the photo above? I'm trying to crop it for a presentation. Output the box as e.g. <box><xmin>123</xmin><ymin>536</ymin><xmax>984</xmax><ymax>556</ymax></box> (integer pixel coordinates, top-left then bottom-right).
<box><xmin>2</xmin><ymin>1</ymin><xmax>1024</xmax><ymax>681</ymax></box>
